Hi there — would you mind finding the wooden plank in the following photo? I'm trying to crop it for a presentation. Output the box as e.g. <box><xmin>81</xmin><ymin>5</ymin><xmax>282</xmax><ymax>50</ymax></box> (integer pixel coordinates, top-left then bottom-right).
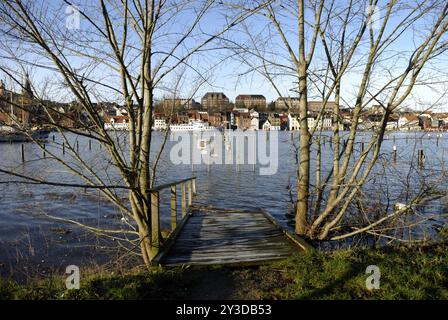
<box><xmin>150</xmin><ymin>191</ymin><xmax>160</xmax><ymax>255</ymax></box>
<box><xmin>188</xmin><ymin>180</ymin><xmax>193</xmax><ymax>206</ymax></box>
<box><xmin>172</xmin><ymin>241</ymin><xmax>293</xmax><ymax>251</ymax></box>
<box><xmin>260</xmin><ymin>208</ymin><xmax>314</xmax><ymax>251</ymax></box>
<box><xmin>160</xmin><ymin>206</ymin><xmax>307</xmax><ymax>266</ymax></box>
<box><xmin>181</xmin><ymin>182</ymin><xmax>186</xmax><ymax>217</ymax></box>
<box><xmin>152</xmin><ymin>209</ymin><xmax>192</xmax><ymax>265</ymax></box>
<box><xmin>163</xmin><ymin>256</ymin><xmax>286</xmax><ymax>267</ymax></box>
<box><xmin>163</xmin><ymin>253</ymin><xmax>290</xmax><ymax>266</ymax></box>
<box><xmin>170</xmin><ymin>185</ymin><xmax>177</xmax><ymax>231</ymax></box>
<box><xmin>149</xmin><ymin>176</ymin><xmax>196</xmax><ymax>192</ymax></box>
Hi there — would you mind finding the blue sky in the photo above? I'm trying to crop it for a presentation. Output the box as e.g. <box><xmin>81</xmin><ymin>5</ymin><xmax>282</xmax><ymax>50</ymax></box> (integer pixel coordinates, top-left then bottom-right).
<box><xmin>1</xmin><ymin>0</ymin><xmax>447</xmax><ymax>111</ymax></box>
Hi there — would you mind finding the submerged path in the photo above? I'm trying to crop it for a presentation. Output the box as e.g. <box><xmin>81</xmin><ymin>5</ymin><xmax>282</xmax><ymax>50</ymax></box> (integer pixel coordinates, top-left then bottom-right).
<box><xmin>157</xmin><ymin>206</ymin><xmax>309</xmax><ymax>266</ymax></box>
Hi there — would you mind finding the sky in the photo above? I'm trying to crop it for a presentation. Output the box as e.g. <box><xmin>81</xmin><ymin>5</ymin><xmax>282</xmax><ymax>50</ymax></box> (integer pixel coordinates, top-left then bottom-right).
<box><xmin>1</xmin><ymin>0</ymin><xmax>447</xmax><ymax>111</ymax></box>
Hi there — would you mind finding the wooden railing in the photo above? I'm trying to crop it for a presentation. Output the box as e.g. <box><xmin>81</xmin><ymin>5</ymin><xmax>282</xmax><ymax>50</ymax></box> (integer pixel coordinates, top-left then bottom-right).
<box><xmin>149</xmin><ymin>176</ymin><xmax>196</xmax><ymax>262</ymax></box>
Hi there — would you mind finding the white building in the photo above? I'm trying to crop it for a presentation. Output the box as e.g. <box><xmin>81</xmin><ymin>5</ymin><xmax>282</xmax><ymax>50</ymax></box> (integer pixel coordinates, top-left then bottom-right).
<box><xmin>153</xmin><ymin>118</ymin><xmax>167</xmax><ymax>130</ymax></box>
<box><xmin>114</xmin><ymin>107</ymin><xmax>128</xmax><ymax>117</ymax></box>
<box><xmin>104</xmin><ymin>116</ymin><xmax>130</xmax><ymax>131</ymax></box>
<box><xmin>262</xmin><ymin>119</ymin><xmax>271</xmax><ymax>131</ymax></box>
<box><xmin>307</xmin><ymin>116</ymin><xmax>316</xmax><ymax>129</ymax></box>
<box><xmin>249</xmin><ymin>109</ymin><xmax>259</xmax><ymax>130</ymax></box>
<box><xmin>233</xmin><ymin>107</ymin><xmax>249</xmax><ymax>113</ymax></box>
<box><xmin>323</xmin><ymin>117</ymin><xmax>332</xmax><ymax>130</ymax></box>
<box><xmin>386</xmin><ymin>121</ymin><xmax>398</xmax><ymax>131</ymax></box>
<box><xmin>288</xmin><ymin>114</ymin><xmax>300</xmax><ymax>130</ymax></box>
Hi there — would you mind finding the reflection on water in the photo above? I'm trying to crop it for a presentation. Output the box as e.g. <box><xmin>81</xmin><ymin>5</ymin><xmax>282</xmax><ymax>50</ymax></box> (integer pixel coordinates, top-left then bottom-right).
<box><xmin>0</xmin><ymin>131</ymin><xmax>447</xmax><ymax>274</ymax></box>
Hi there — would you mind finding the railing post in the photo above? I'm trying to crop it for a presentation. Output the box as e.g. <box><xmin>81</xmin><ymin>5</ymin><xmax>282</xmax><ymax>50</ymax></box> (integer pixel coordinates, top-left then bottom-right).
<box><xmin>188</xmin><ymin>180</ymin><xmax>193</xmax><ymax>206</ymax></box>
<box><xmin>170</xmin><ymin>185</ymin><xmax>177</xmax><ymax>231</ymax></box>
<box><xmin>150</xmin><ymin>191</ymin><xmax>160</xmax><ymax>255</ymax></box>
<box><xmin>181</xmin><ymin>182</ymin><xmax>187</xmax><ymax>217</ymax></box>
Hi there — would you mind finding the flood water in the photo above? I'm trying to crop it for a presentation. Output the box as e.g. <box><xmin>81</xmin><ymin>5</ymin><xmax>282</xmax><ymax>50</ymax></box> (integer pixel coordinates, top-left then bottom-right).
<box><xmin>1</xmin><ymin>130</ymin><xmax>447</xmax><ymax>278</ymax></box>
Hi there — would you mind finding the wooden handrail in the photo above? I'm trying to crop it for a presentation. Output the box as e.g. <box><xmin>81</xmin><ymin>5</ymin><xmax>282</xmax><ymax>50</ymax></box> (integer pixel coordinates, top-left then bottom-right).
<box><xmin>148</xmin><ymin>176</ymin><xmax>196</xmax><ymax>192</ymax></box>
<box><xmin>149</xmin><ymin>176</ymin><xmax>197</xmax><ymax>262</ymax></box>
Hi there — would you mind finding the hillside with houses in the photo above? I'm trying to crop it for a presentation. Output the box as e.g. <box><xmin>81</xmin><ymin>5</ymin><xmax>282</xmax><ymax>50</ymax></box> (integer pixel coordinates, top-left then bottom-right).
<box><xmin>100</xmin><ymin>92</ymin><xmax>448</xmax><ymax>132</ymax></box>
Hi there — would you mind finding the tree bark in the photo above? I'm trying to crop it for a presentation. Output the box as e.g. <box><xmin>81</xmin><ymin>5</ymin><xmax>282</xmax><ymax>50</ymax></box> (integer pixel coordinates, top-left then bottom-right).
<box><xmin>295</xmin><ymin>0</ymin><xmax>309</xmax><ymax>236</ymax></box>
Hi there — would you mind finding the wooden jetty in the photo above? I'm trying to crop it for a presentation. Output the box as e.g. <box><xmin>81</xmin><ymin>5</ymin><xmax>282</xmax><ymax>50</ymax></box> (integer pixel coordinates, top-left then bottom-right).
<box><xmin>149</xmin><ymin>177</ymin><xmax>311</xmax><ymax>267</ymax></box>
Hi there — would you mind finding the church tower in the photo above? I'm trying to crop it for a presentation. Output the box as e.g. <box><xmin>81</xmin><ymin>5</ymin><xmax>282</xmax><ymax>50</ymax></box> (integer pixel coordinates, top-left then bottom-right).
<box><xmin>0</xmin><ymin>80</ymin><xmax>5</xmax><ymax>96</ymax></box>
<box><xmin>22</xmin><ymin>74</ymin><xmax>33</xmax><ymax>99</ymax></box>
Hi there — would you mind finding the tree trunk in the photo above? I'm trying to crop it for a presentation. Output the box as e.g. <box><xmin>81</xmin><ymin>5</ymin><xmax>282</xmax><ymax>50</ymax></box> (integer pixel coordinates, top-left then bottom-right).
<box><xmin>295</xmin><ymin>0</ymin><xmax>309</xmax><ymax>236</ymax></box>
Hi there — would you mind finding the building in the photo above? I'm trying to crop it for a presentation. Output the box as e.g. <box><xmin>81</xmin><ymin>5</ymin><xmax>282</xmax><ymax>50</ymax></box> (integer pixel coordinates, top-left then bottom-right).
<box><xmin>235</xmin><ymin>94</ymin><xmax>266</xmax><ymax>109</ymax></box>
<box><xmin>275</xmin><ymin>98</ymin><xmax>336</xmax><ymax>113</ymax></box>
<box><xmin>201</xmin><ymin>92</ymin><xmax>229</xmax><ymax>112</ymax></box>
<box><xmin>322</xmin><ymin>115</ymin><xmax>332</xmax><ymax>130</ymax></box>
<box><xmin>398</xmin><ymin>114</ymin><xmax>420</xmax><ymax>131</ymax></box>
<box><xmin>307</xmin><ymin>101</ymin><xmax>336</xmax><ymax>113</ymax></box>
<box><xmin>268</xmin><ymin>113</ymin><xmax>281</xmax><ymax>130</ymax></box>
<box><xmin>235</xmin><ymin>112</ymin><xmax>251</xmax><ymax>130</ymax></box>
<box><xmin>418</xmin><ymin>114</ymin><xmax>432</xmax><ymax>130</ymax></box>
<box><xmin>161</xmin><ymin>98</ymin><xmax>198</xmax><ymax>111</ymax></box>
<box><xmin>209</xmin><ymin>112</ymin><xmax>226</xmax><ymax>128</ymax></box>
<box><xmin>0</xmin><ymin>79</ymin><xmax>33</xmax><ymax>126</ymax></box>
<box><xmin>233</xmin><ymin>107</ymin><xmax>249</xmax><ymax>113</ymax></box>
<box><xmin>288</xmin><ymin>113</ymin><xmax>300</xmax><ymax>130</ymax></box>
<box><xmin>275</xmin><ymin>97</ymin><xmax>300</xmax><ymax>110</ymax></box>
<box><xmin>434</xmin><ymin>113</ymin><xmax>448</xmax><ymax>130</ymax></box>
<box><xmin>172</xmin><ymin>112</ymin><xmax>190</xmax><ymax>124</ymax></box>
<box><xmin>153</xmin><ymin>113</ymin><xmax>167</xmax><ymax>130</ymax></box>
<box><xmin>261</xmin><ymin>119</ymin><xmax>271</xmax><ymax>130</ymax></box>
<box><xmin>249</xmin><ymin>109</ymin><xmax>259</xmax><ymax>130</ymax></box>
<box><xmin>279</xmin><ymin>114</ymin><xmax>289</xmax><ymax>130</ymax></box>
<box><xmin>104</xmin><ymin>115</ymin><xmax>130</xmax><ymax>130</ymax></box>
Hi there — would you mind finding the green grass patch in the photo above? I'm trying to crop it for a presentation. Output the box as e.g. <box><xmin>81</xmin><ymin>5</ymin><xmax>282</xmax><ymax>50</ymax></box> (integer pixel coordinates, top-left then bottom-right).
<box><xmin>231</xmin><ymin>243</ymin><xmax>448</xmax><ymax>300</ymax></box>
<box><xmin>1</xmin><ymin>243</ymin><xmax>447</xmax><ymax>300</ymax></box>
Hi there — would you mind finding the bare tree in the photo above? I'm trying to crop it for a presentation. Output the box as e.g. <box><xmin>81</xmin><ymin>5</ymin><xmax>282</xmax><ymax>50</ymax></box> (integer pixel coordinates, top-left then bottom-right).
<box><xmin>225</xmin><ymin>0</ymin><xmax>448</xmax><ymax>240</ymax></box>
<box><xmin>0</xmin><ymin>0</ymin><xmax>270</xmax><ymax>268</ymax></box>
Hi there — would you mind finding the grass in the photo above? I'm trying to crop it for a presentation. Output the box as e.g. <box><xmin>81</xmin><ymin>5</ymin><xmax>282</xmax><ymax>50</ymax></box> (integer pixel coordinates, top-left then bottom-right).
<box><xmin>1</xmin><ymin>243</ymin><xmax>447</xmax><ymax>300</ymax></box>
<box><xmin>232</xmin><ymin>243</ymin><xmax>448</xmax><ymax>299</ymax></box>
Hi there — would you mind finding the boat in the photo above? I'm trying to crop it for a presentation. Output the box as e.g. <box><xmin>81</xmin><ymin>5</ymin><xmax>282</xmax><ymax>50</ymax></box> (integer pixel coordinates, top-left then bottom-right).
<box><xmin>0</xmin><ymin>125</ymin><xmax>51</xmax><ymax>143</ymax></box>
<box><xmin>104</xmin><ymin>122</ymin><xmax>130</xmax><ymax>131</ymax></box>
<box><xmin>170</xmin><ymin>120</ymin><xmax>216</xmax><ymax>131</ymax></box>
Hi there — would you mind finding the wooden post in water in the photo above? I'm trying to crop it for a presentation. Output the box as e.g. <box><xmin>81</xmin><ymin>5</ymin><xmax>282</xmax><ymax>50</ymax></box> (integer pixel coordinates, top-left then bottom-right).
<box><xmin>89</xmin><ymin>139</ymin><xmax>92</xmax><ymax>150</ymax></box>
<box><xmin>393</xmin><ymin>145</ymin><xmax>397</xmax><ymax>162</ymax></box>
<box><xmin>192</xmin><ymin>178</ymin><xmax>196</xmax><ymax>195</ymax></box>
<box><xmin>181</xmin><ymin>182</ymin><xmax>187</xmax><ymax>217</ymax></box>
<box><xmin>207</xmin><ymin>147</ymin><xmax>211</xmax><ymax>174</ymax></box>
<box><xmin>76</xmin><ymin>140</ymin><xmax>79</xmax><ymax>153</ymax></box>
<box><xmin>62</xmin><ymin>141</ymin><xmax>65</xmax><ymax>155</ymax></box>
<box><xmin>52</xmin><ymin>135</ymin><xmax>55</xmax><ymax>142</ymax></box>
<box><xmin>150</xmin><ymin>191</ymin><xmax>160</xmax><ymax>255</ymax></box>
<box><xmin>253</xmin><ymin>136</ymin><xmax>256</xmax><ymax>172</ymax></box>
<box><xmin>43</xmin><ymin>143</ymin><xmax>46</xmax><ymax>158</ymax></box>
<box><xmin>188</xmin><ymin>180</ymin><xmax>193</xmax><ymax>206</ymax></box>
<box><xmin>170</xmin><ymin>186</ymin><xmax>177</xmax><ymax>231</ymax></box>
<box><xmin>21</xmin><ymin>144</ymin><xmax>25</xmax><ymax>163</ymax></box>
<box><xmin>418</xmin><ymin>149</ymin><xmax>425</xmax><ymax>167</ymax></box>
